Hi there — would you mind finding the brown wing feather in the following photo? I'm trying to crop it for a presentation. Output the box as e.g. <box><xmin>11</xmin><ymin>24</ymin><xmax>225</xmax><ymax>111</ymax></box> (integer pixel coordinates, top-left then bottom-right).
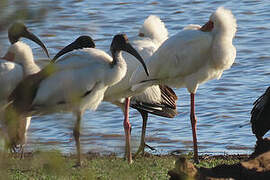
<box><xmin>131</xmin><ymin>85</ymin><xmax>178</xmax><ymax>118</ymax></box>
<box><xmin>8</xmin><ymin>63</ymin><xmax>56</xmax><ymax>113</ymax></box>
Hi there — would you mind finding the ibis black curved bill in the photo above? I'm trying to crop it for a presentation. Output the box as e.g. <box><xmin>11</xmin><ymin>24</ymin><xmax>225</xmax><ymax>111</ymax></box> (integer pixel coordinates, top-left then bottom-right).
<box><xmin>52</xmin><ymin>36</ymin><xmax>95</xmax><ymax>62</ymax></box>
<box><xmin>8</xmin><ymin>22</ymin><xmax>50</xmax><ymax>58</ymax></box>
<box><xmin>22</xmin><ymin>30</ymin><xmax>50</xmax><ymax>58</ymax></box>
<box><xmin>125</xmin><ymin>43</ymin><xmax>149</xmax><ymax>76</ymax></box>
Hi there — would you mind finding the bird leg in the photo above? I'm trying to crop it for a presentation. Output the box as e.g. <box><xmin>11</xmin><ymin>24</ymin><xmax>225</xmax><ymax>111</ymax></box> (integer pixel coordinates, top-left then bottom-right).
<box><xmin>134</xmin><ymin>110</ymin><xmax>148</xmax><ymax>157</ymax></box>
<box><xmin>73</xmin><ymin>111</ymin><xmax>82</xmax><ymax>167</ymax></box>
<box><xmin>124</xmin><ymin>97</ymin><xmax>132</xmax><ymax>164</ymax></box>
<box><xmin>256</xmin><ymin>135</ymin><xmax>263</xmax><ymax>142</ymax></box>
<box><xmin>11</xmin><ymin>145</ymin><xmax>17</xmax><ymax>154</ymax></box>
<box><xmin>190</xmin><ymin>93</ymin><xmax>199</xmax><ymax>163</ymax></box>
<box><xmin>19</xmin><ymin>144</ymin><xmax>25</xmax><ymax>159</ymax></box>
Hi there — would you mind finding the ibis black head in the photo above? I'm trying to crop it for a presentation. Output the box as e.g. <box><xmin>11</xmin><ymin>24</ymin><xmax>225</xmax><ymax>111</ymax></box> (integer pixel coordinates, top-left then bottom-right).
<box><xmin>110</xmin><ymin>34</ymin><xmax>149</xmax><ymax>76</ymax></box>
<box><xmin>110</xmin><ymin>34</ymin><xmax>130</xmax><ymax>53</ymax></box>
<box><xmin>52</xmin><ymin>35</ymin><xmax>95</xmax><ymax>62</ymax></box>
<box><xmin>8</xmin><ymin>22</ymin><xmax>50</xmax><ymax>58</ymax></box>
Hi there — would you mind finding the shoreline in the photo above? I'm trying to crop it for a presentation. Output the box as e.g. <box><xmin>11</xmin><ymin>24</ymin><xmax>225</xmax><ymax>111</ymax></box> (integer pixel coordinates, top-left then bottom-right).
<box><xmin>0</xmin><ymin>150</ymin><xmax>249</xmax><ymax>179</ymax></box>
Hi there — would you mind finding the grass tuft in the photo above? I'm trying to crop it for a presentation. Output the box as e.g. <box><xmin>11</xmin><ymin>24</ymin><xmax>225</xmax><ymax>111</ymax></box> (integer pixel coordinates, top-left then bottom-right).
<box><xmin>0</xmin><ymin>150</ymin><xmax>247</xmax><ymax>179</ymax></box>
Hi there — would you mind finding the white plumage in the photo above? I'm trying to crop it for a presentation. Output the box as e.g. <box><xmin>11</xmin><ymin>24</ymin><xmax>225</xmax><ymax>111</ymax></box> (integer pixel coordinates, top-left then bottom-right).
<box><xmin>131</xmin><ymin>7</ymin><xmax>237</xmax><ymax>92</ymax></box>
<box><xmin>138</xmin><ymin>15</ymin><xmax>169</xmax><ymax>47</ymax></box>
<box><xmin>0</xmin><ymin>22</ymin><xmax>49</xmax><ymax>107</ymax></box>
<box><xmin>130</xmin><ymin>7</ymin><xmax>237</xmax><ymax>163</ymax></box>
<box><xmin>0</xmin><ymin>60</ymin><xmax>23</xmax><ymax>107</ymax></box>
<box><xmin>0</xmin><ymin>22</ymin><xmax>49</xmax><ymax>158</ymax></box>
<box><xmin>0</xmin><ymin>43</ymin><xmax>38</xmax><ymax>155</ymax></box>
<box><xmin>104</xmin><ymin>15</ymin><xmax>168</xmax><ymax>102</ymax></box>
<box><xmin>0</xmin><ymin>42</ymin><xmax>41</xmax><ymax>106</ymax></box>
<box><xmin>6</xmin><ymin>35</ymin><xmax>148</xmax><ymax>166</ymax></box>
<box><xmin>103</xmin><ymin>15</ymin><xmax>178</xmax><ymax>162</ymax></box>
<box><xmin>33</xmin><ymin>48</ymin><xmax>125</xmax><ymax>112</ymax></box>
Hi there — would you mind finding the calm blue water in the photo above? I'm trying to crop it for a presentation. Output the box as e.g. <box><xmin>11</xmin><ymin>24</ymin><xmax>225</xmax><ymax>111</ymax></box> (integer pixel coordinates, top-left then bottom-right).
<box><xmin>0</xmin><ymin>0</ymin><xmax>270</xmax><ymax>156</ymax></box>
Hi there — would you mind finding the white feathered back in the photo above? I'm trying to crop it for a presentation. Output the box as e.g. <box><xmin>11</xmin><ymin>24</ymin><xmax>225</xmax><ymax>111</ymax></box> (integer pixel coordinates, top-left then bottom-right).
<box><xmin>138</xmin><ymin>15</ymin><xmax>168</xmax><ymax>46</ymax></box>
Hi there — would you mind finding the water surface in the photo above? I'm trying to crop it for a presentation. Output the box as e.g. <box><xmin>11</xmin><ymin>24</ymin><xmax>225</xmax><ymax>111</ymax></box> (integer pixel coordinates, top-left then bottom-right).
<box><xmin>1</xmin><ymin>0</ymin><xmax>270</xmax><ymax>155</ymax></box>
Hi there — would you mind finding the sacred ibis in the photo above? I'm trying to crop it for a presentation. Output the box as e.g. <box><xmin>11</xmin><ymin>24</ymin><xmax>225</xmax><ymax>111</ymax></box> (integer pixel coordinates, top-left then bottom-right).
<box><xmin>0</xmin><ymin>22</ymin><xmax>49</xmax><ymax>157</ymax></box>
<box><xmin>103</xmin><ymin>15</ymin><xmax>177</xmax><ymax>163</ymax></box>
<box><xmin>0</xmin><ymin>22</ymin><xmax>49</xmax><ymax>107</ymax></box>
<box><xmin>5</xmin><ymin>34</ymin><xmax>149</xmax><ymax>166</ymax></box>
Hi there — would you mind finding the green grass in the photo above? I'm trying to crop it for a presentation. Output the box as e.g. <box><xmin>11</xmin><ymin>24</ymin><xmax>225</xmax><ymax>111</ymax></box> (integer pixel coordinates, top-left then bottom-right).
<box><xmin>196</xmin><ymin>155</ymin><xmax>244</xmax><ymax>168</ymax></box>
<box><xmin>0</xmin><ymin>150</ymin><xmax>247</xmax><ymax>180</ymax></box>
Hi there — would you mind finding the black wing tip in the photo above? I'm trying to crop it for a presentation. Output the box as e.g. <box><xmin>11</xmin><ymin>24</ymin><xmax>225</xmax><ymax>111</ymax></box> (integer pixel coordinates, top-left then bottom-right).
<box><xmin>131</xmin><ymin>101</ymin><xmax>178</xmax><ymax>118</ymax></box>
<box><xmin>159</xmin><ymin>85</ymin><xmax>178</xmax><ymax>100</ymax></box>
<box><xmin>130</xmin><ymin>84</ymin><xmax>178</xmax><ymax>118</ymax></box>
<box><xmin>159</xmin><ymin>85</ymin><xmax>178</xmax><ymax>109</ymax></box>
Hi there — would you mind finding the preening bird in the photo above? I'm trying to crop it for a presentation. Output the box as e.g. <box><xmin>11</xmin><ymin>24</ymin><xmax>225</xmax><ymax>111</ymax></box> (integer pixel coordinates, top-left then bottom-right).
<box><xmin>0</xmin><ymin>22</ymin><xmax>49</xmax><ymax>157</ymax></box>
<box><xmin>251</xmin><ymin>87</ymin><xmax>270</xmax><ymax>140</ymax></box>
<box><xmin>5</xmin><ymin>34</ymin><xmax>149</xmax><ymax>166</ymax></box>
<box><xmin>130</xmin><ymin>7</ymin><xmax>237</xmax><ymax>163</ymax></box>
<box><xmin>103</xmin><ymin>15</ymin><xmax>177</xmax><ymax>163</ymax></box>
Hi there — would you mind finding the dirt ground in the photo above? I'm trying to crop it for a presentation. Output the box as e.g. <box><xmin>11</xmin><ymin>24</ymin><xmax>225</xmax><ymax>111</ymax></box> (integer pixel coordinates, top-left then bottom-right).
<box><xmin>168</xmin><ymin>138</ymin><xmax>270</xmax><ymax>180</ymax></box>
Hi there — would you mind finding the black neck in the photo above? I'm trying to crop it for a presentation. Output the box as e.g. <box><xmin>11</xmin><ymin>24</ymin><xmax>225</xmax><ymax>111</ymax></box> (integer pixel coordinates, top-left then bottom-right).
<box><xmin>110</xmin><ymin>49</ymin><xmax>120</xmax><ymax>67</ymax></box>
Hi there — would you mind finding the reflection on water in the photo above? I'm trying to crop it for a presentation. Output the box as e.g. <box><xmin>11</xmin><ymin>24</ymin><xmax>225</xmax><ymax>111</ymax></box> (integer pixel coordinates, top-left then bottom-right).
<box><xmin>1</xmin><ymin>0</ymin><xmax>270</xmax><ymax>155</ymax></box>
<box><xmin>0</xmin><ymin>0</ymin><xmax>48</xmax><ymax>32</ymax></box>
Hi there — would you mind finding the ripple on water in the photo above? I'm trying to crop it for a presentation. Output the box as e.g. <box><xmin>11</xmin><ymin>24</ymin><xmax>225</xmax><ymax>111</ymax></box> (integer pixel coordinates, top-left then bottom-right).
<box><xmin>0</xmin><ymin>0</ymin><xmax>267</xmax><ymax>155</ymax></box>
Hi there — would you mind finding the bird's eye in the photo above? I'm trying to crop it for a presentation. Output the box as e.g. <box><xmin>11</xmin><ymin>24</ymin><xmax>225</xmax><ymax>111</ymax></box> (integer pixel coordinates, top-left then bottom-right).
<box><xmin>139</xmin><ymin>33</ymin><xmax>144</xmax><ymax>37</ymax></box>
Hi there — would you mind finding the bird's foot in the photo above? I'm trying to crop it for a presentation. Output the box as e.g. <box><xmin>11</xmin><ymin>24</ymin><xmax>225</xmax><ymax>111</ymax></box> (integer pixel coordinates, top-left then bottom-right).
<box><xmin>193</xmin><ymin>156</ymin><xmax>199</xmax><ymax>164</ymax></box>
<box><xmin>123</xmin><ymin>152</ymin><xmax>133</xmax><ymax>164</ymax></box>
<box><xmin>134</xmin><ymin>144</ymin><xmax>145</xmax><ymax>158</ymax></box>
<box><xmin>134</xmin><ymin>143</ymin><xmax>156</xmax><ymax>158</ymax></box>
<box><xmin>128</xmin><ymin>157</ymin><xmax>133</xmax><ymax>164</ymax></box>
<box><xmin>72</xmin><ymin>161</ymin><xmax>83</xmax><ymax>168</ymax></box>
<box><xmin>20</xmin><ymin>152</ymin><xmax>24</xmax><ymax>160</ymax></box>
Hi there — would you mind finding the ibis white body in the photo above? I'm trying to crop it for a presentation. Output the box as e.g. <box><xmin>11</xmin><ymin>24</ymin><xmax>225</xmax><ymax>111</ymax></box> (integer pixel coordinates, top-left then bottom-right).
<box><xmin>31</xmin><ymin>48</ymin><xmax>127</xmax><ymax>113</ymax></box>
<box><xmin>0</xmin><ymin>42</ymin><xmax>40</xmax><ymax>106</ymax></box>
<box><xmin>0</xmin><ymin>41</ymin><xmax>42</xmax><ymax>155</ymax></box>
<box><xmin>104</xmin><ymin>15</ymin><xmax>168</xmax><ymax>106</ymax></box>
<box><xmin>12</xmin><ymin>34</ymin><xmax>146</xmax><ymax>166</ymax></box>
<box><xmin>0</xmin><ymin>60</ymin><xmax>23</xmax><ymax>106</ymax></box>
<box><xmin>102</xmin><ymin>15</ymin><xmax>173</xmax><ymax>163</ymax></box>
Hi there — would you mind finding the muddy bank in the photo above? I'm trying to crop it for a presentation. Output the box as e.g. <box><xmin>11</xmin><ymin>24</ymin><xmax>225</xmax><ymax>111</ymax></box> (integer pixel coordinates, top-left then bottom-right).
<box><xmin>168</xmin><ymin>138</ymin><xmax>270</xmax><ymax>180</ymax></box>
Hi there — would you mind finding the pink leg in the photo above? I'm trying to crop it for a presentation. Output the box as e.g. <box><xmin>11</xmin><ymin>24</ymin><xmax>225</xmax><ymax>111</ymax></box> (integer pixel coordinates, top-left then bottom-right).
<box><xmin>124</xmin><ymin>97</ymin><xmax>132</xmax><ymax>164</ymax></box>
<box><xmin>190</xmin><ymin>93</ymin><xmax>199</xmax><ymax>163</ymax></box>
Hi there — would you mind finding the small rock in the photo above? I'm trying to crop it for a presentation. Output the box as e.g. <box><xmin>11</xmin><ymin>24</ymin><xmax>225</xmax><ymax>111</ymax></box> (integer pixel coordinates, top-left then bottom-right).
<box><xmin>168</xmin><ymin>151</ymin><xmax>270</xmax><ymax>180</ymax></box>
<box><xmin>241</xmin><ymin>151</ymin><xmax>270</xmax><ymax>172</ymax></box>
<box><xmin>168</xmin><ymin>156</ymin><xmax>198</xmax><ymax>180</ymax></box>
